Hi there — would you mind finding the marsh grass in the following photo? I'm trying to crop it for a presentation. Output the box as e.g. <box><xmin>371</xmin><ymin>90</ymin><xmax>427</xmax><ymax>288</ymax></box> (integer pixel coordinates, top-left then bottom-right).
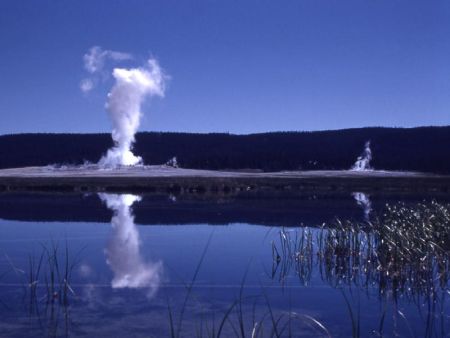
<box><xmin>2</xmin><ymin>240</ymin><xmax>83</xmax><ymax>337</ymax></box>
<box><xmin>273</xmin><ymin>201</ymin><xmax>449</xmax><ymax>294</ymax></box>
<box><xmin>20</xmin><ymin>240</ymin><xmax>82</xmax><ymax>308</ymax></box>
<box><xmin>272</xmin><ymin>200</ymin><xmax>450</xmax><ymax>337</ymax></box>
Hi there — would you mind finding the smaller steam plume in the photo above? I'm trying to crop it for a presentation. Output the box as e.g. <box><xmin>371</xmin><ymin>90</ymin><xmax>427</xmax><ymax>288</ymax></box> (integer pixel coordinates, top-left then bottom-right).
<box><xmin>99</xmin><ymin>59</ymin><xmax>166</xmax><ymax>167</ymax></box>
<box><xmin>351</xmin><ymin>141</ymin><xmax>372</xmax><ymax>171</ymax></box>
<box><xmin>165</xmin><ymin>156</ymin><xmax>178</xmax><ymax>168</ymax></box>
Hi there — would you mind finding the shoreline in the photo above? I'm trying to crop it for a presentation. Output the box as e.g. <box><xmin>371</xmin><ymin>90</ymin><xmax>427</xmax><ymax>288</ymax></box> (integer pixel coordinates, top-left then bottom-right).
<box><xmin>0</xmin><ymin>166</ymin><xmax>449</xmax><ymax>193</ymax></box>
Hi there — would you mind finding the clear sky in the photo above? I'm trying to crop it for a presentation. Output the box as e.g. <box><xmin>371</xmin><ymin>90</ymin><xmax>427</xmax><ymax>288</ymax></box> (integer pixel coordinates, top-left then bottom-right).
<box><xmin>1</xmin><ymin>0</ymin><xmax>449</xmax><ymax>135</ymax></box>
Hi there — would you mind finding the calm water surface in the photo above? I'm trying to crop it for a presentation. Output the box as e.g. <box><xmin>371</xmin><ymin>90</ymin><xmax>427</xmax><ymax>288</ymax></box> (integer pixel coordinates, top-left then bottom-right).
<box><xmin>0</xmin><ymin>192</ymin><xmax>448</xmax><ymax>337</ymax></box>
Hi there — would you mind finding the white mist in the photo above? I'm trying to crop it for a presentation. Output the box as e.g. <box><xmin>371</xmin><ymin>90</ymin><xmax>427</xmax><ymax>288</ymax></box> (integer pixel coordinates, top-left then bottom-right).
<box><xmin>99</xmin><ymin>59</ymin><xmax>166</xmax><ymax>167</ymax></box>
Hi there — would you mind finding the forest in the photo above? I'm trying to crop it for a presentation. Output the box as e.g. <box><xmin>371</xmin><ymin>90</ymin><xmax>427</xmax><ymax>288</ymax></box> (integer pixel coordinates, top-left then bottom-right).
<box><xmin>0</xmin><ymin>126</ymin><xmax>449</xmax><ymax>174</ymax></box>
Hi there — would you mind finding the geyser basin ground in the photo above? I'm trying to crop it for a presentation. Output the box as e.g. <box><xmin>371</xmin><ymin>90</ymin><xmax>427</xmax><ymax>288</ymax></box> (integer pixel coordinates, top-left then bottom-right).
<box><xmin>0</xmin><ymin>165</ymin><xmax>449</xmax><ymax>193</ymax></box>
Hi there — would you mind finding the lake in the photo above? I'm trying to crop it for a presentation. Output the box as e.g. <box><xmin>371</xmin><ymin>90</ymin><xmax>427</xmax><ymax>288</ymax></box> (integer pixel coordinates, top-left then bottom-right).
<box><xmin>0</xmin><ymin>191</ymin><xmax>448</xmax><ymax>337</ymax></box>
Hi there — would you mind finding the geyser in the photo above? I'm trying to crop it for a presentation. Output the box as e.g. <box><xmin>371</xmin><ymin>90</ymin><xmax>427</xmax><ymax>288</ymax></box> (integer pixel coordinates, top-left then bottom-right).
<box><xmin>352</xmin><ymin>141</ymin><xmax>372</xmax><ymax>171</ymax></box>
<box><xmin>99</xmin><ymin>59</ymin><xmax>166</xmax><ymax>167</ymax></box>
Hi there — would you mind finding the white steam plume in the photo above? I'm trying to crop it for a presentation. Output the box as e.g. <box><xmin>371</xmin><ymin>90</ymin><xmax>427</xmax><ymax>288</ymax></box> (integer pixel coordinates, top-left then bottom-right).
<box><xmin>351</xmin><ymin>141</ymin><xmax>372</xmax><ymax>171</ymax></box>
<box><xmin>80</xmin><ymin>46</ymin><xmax>133</xmax><ymax>93</ymax></box>
<box><xmin>99</xmin><ymin>193</ymin><xmax>162</xmax><ymax>295</ymax></box>
<box><xmin>99</xmin><ymin>58</ymin><xmax>166</xmax><ymax>167</ymax></box>
<box><xmin>84</xmin><ymin>46</ymin><xmax>133</xmax><ymax>74</ymax></box>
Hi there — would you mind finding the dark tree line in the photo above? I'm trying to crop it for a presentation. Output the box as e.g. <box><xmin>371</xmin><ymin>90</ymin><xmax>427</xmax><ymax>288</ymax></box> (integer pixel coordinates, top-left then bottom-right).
<box><xmin>0</xmin><ymin>126</ymin><xmax>450</xmax><ymax>173</ymax></box>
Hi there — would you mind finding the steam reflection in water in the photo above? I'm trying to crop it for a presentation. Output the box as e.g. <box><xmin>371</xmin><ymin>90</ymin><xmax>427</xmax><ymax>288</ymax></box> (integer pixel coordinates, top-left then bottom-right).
<box><xmin>99</xmin><ymin>193</ymin><xmax>162</xmax><ymax>296</ymax></box>
<box><xmin>352</xmin><ymin>191</ymin><xmax>372</xmax><ymax>220</ymax></box>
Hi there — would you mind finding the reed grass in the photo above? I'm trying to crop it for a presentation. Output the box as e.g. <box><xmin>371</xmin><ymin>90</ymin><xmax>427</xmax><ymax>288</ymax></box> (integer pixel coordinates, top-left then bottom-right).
<box><xmin>272</xmin><ymin>201</ymin><xmax>449</xmax><ymax>296</ymax></box>
<box><xmin>0</xmin><ymin>240</ymin><xmax>82</xmax><ymax>337</ymax></box>
<box><xmin>271</xmin><ymin>200</ymin><xmax>450</xmax><ymax>337</ymax></box>
<box><xmin>32</xmin><ymin>240</ymin><xmax>80</xmax><ymax>306</ymax></box>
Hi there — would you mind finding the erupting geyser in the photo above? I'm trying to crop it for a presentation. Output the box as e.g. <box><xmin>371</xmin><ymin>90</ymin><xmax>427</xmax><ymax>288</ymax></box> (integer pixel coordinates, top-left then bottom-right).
<box><xmin>99</xmin><ymin>59</ymin><xmax>166</xmax><ymax>167</ymax></box>
<box><xmin>352</xmin><ymin>141</ymin><xmax>372</xmax><ymax>171</ymax></box>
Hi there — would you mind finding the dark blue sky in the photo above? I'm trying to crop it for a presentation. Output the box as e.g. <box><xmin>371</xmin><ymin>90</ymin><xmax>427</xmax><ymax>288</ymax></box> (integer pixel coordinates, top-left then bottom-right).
<box><xmin>1</xmin><ymin>0</ymin><xmax>449</xmax><ymax>134</ymax></box>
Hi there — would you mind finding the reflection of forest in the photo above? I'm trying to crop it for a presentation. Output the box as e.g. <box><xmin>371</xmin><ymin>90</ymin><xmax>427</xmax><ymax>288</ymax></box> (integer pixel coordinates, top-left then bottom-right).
<box><xmin>1</xmin><ymin>192</ymin><xmax>449</xmax><ymax>227</ymax></box>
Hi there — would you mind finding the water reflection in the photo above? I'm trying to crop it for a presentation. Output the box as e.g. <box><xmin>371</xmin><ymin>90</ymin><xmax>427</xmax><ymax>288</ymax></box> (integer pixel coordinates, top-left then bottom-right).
<box><xmin>352</xmin><ymin>191</ymin><xmax>372</xmax><ymax>220</ymax></box>
<box><xmin>0</xmin><ymin>193</ymin><xmax>448</xmax><ymax>337</ymax></box>
<box><xmin>99</xmin><ymin>193</ymin><xmax>162</xmax><ymax>295</ymax></box>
